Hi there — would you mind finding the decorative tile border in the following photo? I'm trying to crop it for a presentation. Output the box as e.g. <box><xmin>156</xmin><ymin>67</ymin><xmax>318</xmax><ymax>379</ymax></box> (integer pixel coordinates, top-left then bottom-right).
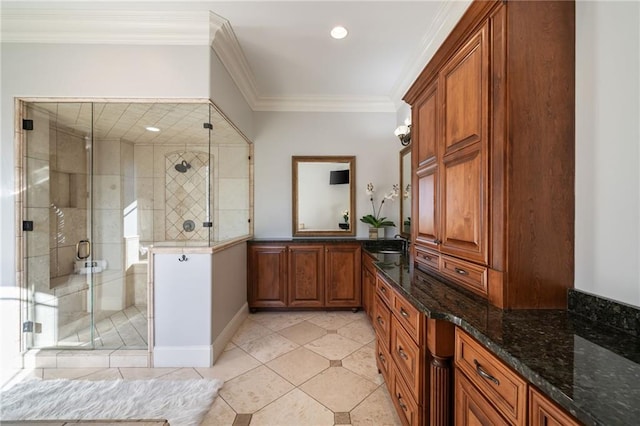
<box><xmin>568</xmin><ymin>289</ymin><xmax>640</xmax><ymax>337</ymax></box>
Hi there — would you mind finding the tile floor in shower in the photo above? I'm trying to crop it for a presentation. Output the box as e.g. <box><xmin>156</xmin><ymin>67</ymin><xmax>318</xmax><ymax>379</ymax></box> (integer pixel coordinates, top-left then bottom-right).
<box><xmin>57</xmin><ymin>305</ymin><xmax>147</xmax><ymax>349</ymax></box>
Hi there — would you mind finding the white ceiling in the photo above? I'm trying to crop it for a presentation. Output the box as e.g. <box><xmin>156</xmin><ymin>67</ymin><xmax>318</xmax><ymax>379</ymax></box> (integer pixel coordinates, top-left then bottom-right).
<box><xmin>1</xmin><ymin>1</ymin><xmax>471</xmax><ymax>112</ymax></box>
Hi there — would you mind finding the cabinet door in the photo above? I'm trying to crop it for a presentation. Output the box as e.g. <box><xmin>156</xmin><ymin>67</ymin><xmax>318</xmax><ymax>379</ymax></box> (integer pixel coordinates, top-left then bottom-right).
<box><xmin>439</xmin><ymin>23</ymin><xmax>489</xmax><ymax>265</ymax></box>
<box><xmin>440</xmin><ymin>145</ymin><xmax>488</xmax><ymax>264</ymax></box>
<box><xmin>415</xmin><ymin>79</ymin><xmax>439</xmax><ymax>168</ymax></box>
<box><xmin>440</xmin><ymin>23</ymin><xmax>488</xmax><ymax>156</ymax></box>
<box><xmin>248</xmin><ymin>245</ymin><xmax>287</xmax><ymax>308</ymax></box>
<box><xmin>529</xmin><ymin>388</ymin><xmax>581</xmax><ymax>426</ymax></box>
<box><xmin>416</xmin><ymin>163</ymin><xmax>440</xmax><ymax>250</ymax></box>
<box><xmin>288</xmin><ymin>244</ymin><xmax>324</xmax><ymax>307</ymax></box>
<box><xmin>325</xmin><ymin>244</ymin><xmax>361</xmax><ymax>307</ymax></box>
<box><xmin>362</xmin><ymin>265</ymin><xmax>375</xmax><ymax>320</ymax></box>
<box><xmin>455</xmin><ymin>372</ymin><xmax>510</xmax><ymax>426</ymax></box>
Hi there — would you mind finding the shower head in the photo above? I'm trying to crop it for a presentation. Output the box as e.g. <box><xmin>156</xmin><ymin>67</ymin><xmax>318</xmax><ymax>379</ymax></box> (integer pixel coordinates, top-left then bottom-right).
<box><xmin>175</xmin><ymin>160</ymin><xmax>191</xmax><ymax>173</ymax></box>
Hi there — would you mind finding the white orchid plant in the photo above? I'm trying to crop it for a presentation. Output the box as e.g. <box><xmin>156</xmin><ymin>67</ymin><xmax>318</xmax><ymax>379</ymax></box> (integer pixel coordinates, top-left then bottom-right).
<box><xmin>360</xmin><ymin>183</ymin><xmax>399</xmax><ymax>228</ymax></box>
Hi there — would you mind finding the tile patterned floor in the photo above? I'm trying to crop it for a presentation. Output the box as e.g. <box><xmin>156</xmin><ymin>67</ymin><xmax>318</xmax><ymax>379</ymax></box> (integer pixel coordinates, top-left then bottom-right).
<box><xmin>9</xmin><ymin>311</ymin><xmax>402</xmax><ymax>426</ymax></box>
<box><xmin>58</xmin><ymin>305</ymin><xmax>148</xmax><ymax>349</ymax></box>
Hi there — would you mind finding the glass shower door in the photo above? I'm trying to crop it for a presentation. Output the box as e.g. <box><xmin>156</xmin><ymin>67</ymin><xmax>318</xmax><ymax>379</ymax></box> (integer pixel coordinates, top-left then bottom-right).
<box><xmin>23</xmin><ymin>101</ymin><xmax>96</xmax><ymax>348</ymax></box>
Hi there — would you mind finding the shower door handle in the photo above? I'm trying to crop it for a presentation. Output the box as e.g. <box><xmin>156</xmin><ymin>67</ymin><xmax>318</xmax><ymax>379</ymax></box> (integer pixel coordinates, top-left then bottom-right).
<box><xmin>76</xmin><ymin>239</ymin><xmax>91</xmax><ymax>260</ymax></box>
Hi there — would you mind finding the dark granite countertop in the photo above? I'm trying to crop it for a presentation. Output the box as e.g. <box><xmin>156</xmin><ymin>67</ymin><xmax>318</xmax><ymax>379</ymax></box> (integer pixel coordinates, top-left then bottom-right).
<box><xmin>367</xmin><ymin>250</ymin><xmax>640</xmax><ymax>426</ymax></box>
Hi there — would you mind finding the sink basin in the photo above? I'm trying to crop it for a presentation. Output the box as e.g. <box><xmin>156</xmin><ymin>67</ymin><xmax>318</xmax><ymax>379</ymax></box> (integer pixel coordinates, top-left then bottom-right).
<box><xmin>377</xmin><ymin>250</ymin><xmax>403</xmax><ymax>254</ymax></box>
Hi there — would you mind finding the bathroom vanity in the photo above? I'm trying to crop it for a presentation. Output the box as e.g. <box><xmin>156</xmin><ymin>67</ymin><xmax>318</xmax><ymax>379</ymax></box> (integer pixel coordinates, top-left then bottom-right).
<box><xmin>247</xmin><ymin>239</ymin><xmax>362</xmax><ymax>310</ymax></box>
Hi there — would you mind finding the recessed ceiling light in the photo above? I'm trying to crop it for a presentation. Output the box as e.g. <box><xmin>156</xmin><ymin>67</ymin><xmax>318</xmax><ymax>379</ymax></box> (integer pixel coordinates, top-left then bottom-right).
<box><xmin>330</xmin><ymin>26</ymin><xmax>348</xmax><ymax>40</ymax></box>
<box><xmin>145</xmin><ymin>126</ymin><xmax>160</xmax><ymax>132</ymax></box>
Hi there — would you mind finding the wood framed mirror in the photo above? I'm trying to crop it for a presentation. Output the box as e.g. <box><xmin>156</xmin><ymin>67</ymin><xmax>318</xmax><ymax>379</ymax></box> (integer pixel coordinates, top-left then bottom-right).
<box><xmin>400</xmin><ymin>146</ymin><xmax>412</xmax><ymax>237</ymax></box>
<box><xmin>292</xmin><ymin>156</ymin><xmax>356</xmax><ymax>237</ymax></box>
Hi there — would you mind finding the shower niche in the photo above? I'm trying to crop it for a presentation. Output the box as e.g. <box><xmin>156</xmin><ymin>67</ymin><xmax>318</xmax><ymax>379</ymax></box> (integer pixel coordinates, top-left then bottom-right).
<box><xmin>19</xmin><ymin>99</ymin><xmax>252</xmax><ymax>350</ymax></box>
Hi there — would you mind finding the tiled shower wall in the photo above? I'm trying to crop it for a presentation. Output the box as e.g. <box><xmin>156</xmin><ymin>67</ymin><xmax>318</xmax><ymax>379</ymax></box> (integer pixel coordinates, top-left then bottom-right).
<box><xmin>133</xmin><ymin>143</ymin><xmax>250</xmax><ymax>247</ymax></box>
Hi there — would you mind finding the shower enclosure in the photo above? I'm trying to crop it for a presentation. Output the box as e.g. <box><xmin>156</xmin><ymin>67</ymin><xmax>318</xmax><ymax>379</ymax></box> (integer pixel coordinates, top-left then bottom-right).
<box><xmin>18</xmin><ymin>100</ymin><xmax>251</xmax><ymax>350</ymax></box>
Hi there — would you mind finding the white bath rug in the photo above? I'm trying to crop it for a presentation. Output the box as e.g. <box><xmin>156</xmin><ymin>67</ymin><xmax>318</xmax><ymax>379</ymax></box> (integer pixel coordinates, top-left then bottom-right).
<box><xmin>0</xmin><ymin>378</ymin><xmax>223</xmax><ymax>425</ymax></box>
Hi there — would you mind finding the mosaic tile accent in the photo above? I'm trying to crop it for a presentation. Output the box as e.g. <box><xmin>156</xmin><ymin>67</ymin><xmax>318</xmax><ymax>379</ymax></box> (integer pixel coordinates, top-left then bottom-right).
<box><xmin>334</xmin><ymin>412</ymin><xmax>351</xmax><ymax>424</ymax></box>
<box><xmin>164</xmin><ymin>151</ymin><xmax>212</xmax><ymax>242</ymax></box>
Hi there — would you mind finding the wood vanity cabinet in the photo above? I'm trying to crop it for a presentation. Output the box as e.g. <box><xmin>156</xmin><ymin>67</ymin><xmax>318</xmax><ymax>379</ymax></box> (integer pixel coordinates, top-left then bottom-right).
<box><xmin>455</xmin><ymin>328</ymin><xmax>581</xmax><ymax>426</ymax></box>
<box><xmin>362</xmin><ymin>251</ymin><xmax>377</xmax><ymax>321</ymax></box>
<box><xmin>529</xmin><ymin>387</ymin><xmax>581</xmax><ymax>426</ymax></box>
<box><xmin>247</xmin><ymin>241</ymin><xmax>361</xmax><ymax>310</ymax></box>
<box><xmin>406</xmin><ymin>0</ymin><xmax>575</xmax><ymax>309</ymax></box>
<box><xmin>247</xmin><ymin>243</ymin><xmax>288</xmax><ymax>308</ymax></box>
<box><xmin>374</xmin><ymin>272</ymin><xmax>426</xmax><ymax>426</ymax></box>
<box><xmin>324</xmin><ymin>243</ymin><xmax>362</xmax><ymax>307</ymax></box>
<box><xmin>288</xmin><ymin>244</ymin><xmax>324</xmax><ymax>307</ymax></box>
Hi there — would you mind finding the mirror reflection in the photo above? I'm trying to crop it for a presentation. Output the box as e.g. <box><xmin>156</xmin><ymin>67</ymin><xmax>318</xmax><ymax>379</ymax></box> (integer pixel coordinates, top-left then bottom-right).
<box><xmin>400</xmin><ymin>146</ymin><xmax>412</xmax><ymax>237</ymax></box>
<box><xmin>292</xmin><ymin>156</ymin><xmax>355</xmax><ymax>236</ymax></box>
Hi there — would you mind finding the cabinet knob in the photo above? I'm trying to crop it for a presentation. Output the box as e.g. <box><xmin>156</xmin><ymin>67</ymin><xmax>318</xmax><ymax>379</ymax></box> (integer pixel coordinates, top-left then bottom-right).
<box><xmin>398</xmin><ymin>347</ymin><xmax>409</xmax><ymax>360</ymax></box>
<box><xmin>376</xmin><ymin>316</ymin><xmax>384</xmax><ymax>326</ymax></box>
<box><xmin>400</xmin><ymin>308</ymin><xmax>409</xmax><ymax>318</ymax></box>
<box><xmin>454</xmin><ymin>267</ymin><xmax>468</xmax><ymax>276</ymax></box>
<box><xmin>396</xmin><ymin>393</ymin><xmax>408</xmax><ymax>411</ymax></box>
<box><xmin>378</xmin><ymin>352</ymin><xmax>386</xmax><ymax>363</ymax></box>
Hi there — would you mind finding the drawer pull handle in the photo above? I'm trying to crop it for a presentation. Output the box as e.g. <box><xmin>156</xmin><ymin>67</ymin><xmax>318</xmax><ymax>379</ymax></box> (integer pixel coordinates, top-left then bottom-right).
<box><xmin>378</xmin><ymin>352</ymin><xmax>386</xmax><ymax>363</ymax></box>
<box><xmin>398</xmin><ymin>347</ymin><xmax>409</xmax><ymax>360</ymax></box>
<box><xmin>474</xmin><ymin>359</ymin><xmax>500</xmax><ymax>386</ymax></box>
<box><xmin>397</xmin><ymin>393</ymin><xmax>408</xmax><ymax>411</ymax></box>
<box><xmin>424</xmin><ymin>255</ymin><xmax>431</xmax><ymax>261</ymax></box>
<box><xmin>454</xmin><ymin>267</ymin><xmax>468</xmax><ymax>276</ymax></box>
<box><xmin>400</xmin><ymin>308</ymin><xmax>409</xmax><ymax>318</ymax></box>
<box><xmin>376</xmin><ymin>316</ymin><xmax>384</xmax><ymax>326</ymax></box>
<box><xmin>434</xmin><ymin>239</ymin><xmax>442</xmax><ymax>244</ymax></box>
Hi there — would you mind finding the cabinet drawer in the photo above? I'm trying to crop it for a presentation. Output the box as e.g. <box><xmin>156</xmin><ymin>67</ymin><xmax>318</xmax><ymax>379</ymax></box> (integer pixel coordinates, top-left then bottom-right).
<box><xmin>441</xmin><ymin>255</ymin><xmax>488</xmax><ymax>297</ymax></box>
<box><xmin>376</xmin><ymin>274</ymin><xmax>395</xmax><ymax>307</ymax></box>
<box><xmin>376</xmin><ymin>339</ymin><xmax>392</xmax><ymax>386</ymax></box>
<box><xmin>392</xmin><ymin>292</ymin><xmax>423</xmax><ymax>344</ymax></box>
<box><xmin>391</xmin><ymin>316</ymin><xmax>422</xmax><ymax>401</ymax></box>
<box><xmin>529</xmin><ymin>387</ymin><xmax>581</xmax><ymax>426</ymax></box>
<box><xmin>392</xmin><ymin>368</ymin><xmax>420</xmax><ymax>426</ymax></box>
<box><xmin>415</xmin><ymin>246</ymin><xmax>440</xmax><ymax>271</ymax></box>
<box><xmin>455</xmin><ymin>371</ymin><xmax>510</xmax><ymax>426</ymax></box>
<box><xmin>455</xmin><ymin>329</ymin><xmax>527</xmax><ymax>425</ymax></box>
<box><xmin>373</xmin><ymin>295</ymin><xmax>392</xmax><ymax>348</ymax></box>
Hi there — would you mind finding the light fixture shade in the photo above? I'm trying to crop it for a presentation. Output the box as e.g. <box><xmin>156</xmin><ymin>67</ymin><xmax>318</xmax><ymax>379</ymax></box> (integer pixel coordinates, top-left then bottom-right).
<box><xmin>394</xmin><ymin>125</ymin><xmax>409</xmax><ymax>137</ymax></box>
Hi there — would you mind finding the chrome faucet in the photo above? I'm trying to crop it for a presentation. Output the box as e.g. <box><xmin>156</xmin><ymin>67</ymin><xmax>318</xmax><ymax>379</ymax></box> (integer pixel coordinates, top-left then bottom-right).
<box><xmin>393</xmin><ymin>234</ymin><xmax>409</xmax><ymax>255</ymax></box>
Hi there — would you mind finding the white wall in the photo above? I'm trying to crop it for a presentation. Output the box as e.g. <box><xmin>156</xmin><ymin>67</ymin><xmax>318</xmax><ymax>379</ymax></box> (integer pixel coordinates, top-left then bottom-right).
<box><xmin>253</xmin><ymin>111</ymin><xmax>401</xmax><ymax>238</ymax></box>
<box><xmin>575</xmin><ymin>0</ymin><xmax>640</xmax><ymax>307</ymax></box>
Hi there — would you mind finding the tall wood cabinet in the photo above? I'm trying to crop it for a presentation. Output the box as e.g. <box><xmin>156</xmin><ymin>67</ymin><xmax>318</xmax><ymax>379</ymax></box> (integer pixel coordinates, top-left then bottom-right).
<box><xmin>406</xmin><ymin>0</ymin><xmax>575</xmax><ymax>309</ymax></box>
<box><xmin>248</xmin><ymin>241</ymin><xmax>361</xmax><ymax>310</ymax></box>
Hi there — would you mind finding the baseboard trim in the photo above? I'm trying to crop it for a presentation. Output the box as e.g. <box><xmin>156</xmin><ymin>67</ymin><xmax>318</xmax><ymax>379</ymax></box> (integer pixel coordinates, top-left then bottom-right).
<box><xmin>212</xmin><ymin>302</ymin><xmax>248</xmax><ymax>363</ymax></box>
<box><xmin>153</xmin><ymin>345</ymin><xmax>212</xmax><ymax>368</ymax></box>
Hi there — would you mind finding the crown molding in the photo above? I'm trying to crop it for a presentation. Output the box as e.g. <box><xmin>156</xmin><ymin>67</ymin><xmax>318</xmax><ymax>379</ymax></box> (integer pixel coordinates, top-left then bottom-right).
<box><xmin>252</xmin><ymin>96</ymin><xmax>397</xmax><ymax>113</ymax></box>
<box><xmin>390</xmin><ymin>0</ymin><xmax>473</xmax><ymax>108</ymax></box>
<box><xmin>209</xmin><ymin>12</ymin><xmax>260</xmax><ymax>110</ymax></box>
<box><xmin>0</xmin><ymin>8</ymin><xmax>210</xmax><ymax>45</ymax></box>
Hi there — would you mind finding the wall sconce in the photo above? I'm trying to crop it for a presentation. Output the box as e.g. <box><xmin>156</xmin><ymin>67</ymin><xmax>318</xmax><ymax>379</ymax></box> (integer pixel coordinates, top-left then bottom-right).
<box><xmin>394</xmin><ymin>118</ymin><xmax>412</xmax><ymax>146</ymax></box>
